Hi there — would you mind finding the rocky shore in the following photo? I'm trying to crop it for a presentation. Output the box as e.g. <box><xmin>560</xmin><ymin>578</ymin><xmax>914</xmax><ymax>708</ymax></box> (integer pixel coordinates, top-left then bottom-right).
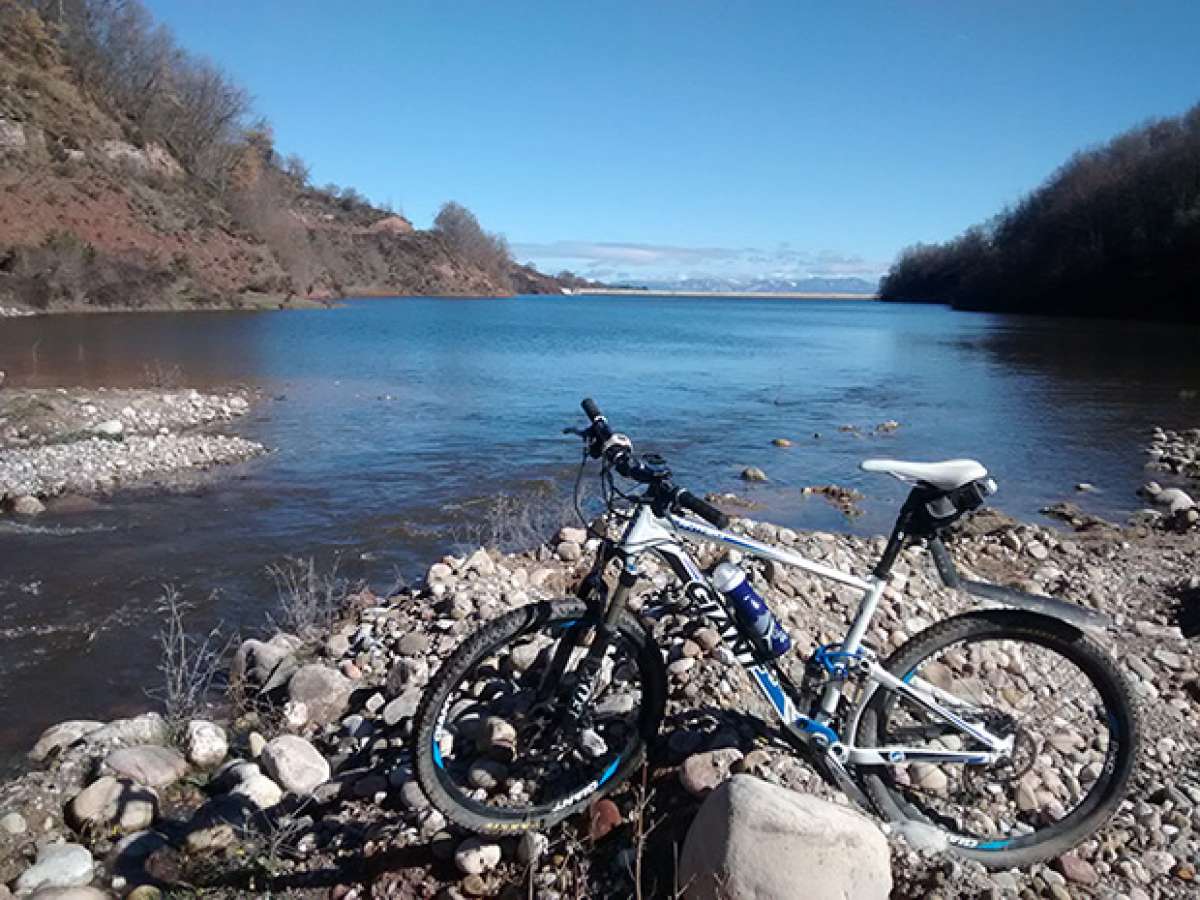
<box><xmin>0</xmin><ymin>496</ymin><xmax>1196</xmax><ymax>898</ymax></box>
<box><xmin>0</xmin><ymin>387</ymin><xmax>266</xmax><ymax>514</ymax></box>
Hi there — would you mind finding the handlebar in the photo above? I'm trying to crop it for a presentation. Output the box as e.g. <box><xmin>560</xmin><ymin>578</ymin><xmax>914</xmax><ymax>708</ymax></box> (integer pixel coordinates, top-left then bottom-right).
<box><xmin>577</xmin><ymin>398</ymin><xmax>730</xmax><ymax>529</ymax></box>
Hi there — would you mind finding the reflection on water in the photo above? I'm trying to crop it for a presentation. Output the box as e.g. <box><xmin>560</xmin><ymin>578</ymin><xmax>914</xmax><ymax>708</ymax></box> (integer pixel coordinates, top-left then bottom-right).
<box><xmin>1</xmin><ymin>296</ymin><xmax>1198</xmax><ymax>769</ymax></box>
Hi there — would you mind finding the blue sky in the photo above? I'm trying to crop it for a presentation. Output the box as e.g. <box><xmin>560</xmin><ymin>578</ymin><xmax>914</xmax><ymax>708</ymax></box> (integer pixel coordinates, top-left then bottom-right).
<box><xmin>144</xmin><ymin>1</ymin><xmax>1200</xmax><ymax>283</ymax></box>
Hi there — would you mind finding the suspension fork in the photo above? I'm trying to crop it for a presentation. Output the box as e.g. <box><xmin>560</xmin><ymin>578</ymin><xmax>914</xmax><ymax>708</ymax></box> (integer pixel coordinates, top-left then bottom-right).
<box><xmin>534</xmin><ymin>543</ymin><xmax>635</xmax><ymax>724</ymax></box>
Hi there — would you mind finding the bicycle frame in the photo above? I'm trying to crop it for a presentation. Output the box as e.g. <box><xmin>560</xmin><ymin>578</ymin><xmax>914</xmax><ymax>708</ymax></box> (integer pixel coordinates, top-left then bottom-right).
<box><xmin>608</xmin><ymin>503</ymin><xmax>1015</xmax><ymax>771</ymax></box>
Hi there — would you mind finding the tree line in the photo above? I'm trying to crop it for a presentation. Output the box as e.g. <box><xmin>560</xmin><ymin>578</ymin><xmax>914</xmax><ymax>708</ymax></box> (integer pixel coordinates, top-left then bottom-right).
<box><xmin>880</xmin><ymin>101</ymin><xmax>1200</xmax><ymax>322</ymax></box>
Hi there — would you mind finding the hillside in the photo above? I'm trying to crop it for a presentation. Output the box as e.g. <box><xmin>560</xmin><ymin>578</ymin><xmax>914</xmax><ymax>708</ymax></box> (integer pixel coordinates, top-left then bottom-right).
<box><xmin>879</xmin><ymin>101</ymin><xmax>1200</xmax><ymax>322</ymax></box>
<box><xmin>0</xmin><ymin>0</ymin><xmax>567</xmax><ymax>311</ymax></box>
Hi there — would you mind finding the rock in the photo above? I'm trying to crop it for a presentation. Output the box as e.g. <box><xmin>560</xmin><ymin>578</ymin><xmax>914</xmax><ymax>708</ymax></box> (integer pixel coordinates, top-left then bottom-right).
<box><xmin>103</xmin><ymin>746</ymin><xmax>187</xmax><ymax>789</ymax></box>
<box><xmin>516</xmin><ymin>831</ymin><xmax>548</xmax><ymax>865</ymax></box>
<box><xmin>454</xmin><ymin>837</ymin><xmax>502</xmax><ymax>876</ymax></box>
<box><xmin>396</xmin><ymin>632</ymin><xmax>431</xmax><ymax>656</ymax></box>
<box><xmin>287</xmin><ymin>664</ymin><xmax>353</xmax><ymax>725</ymax></box>
<box><xmin>325</xmin><ymin>632</ymin><xmax>351</xmax><ymax>658</ymax></box>
<box><xmin>1075</xmin><ymin>482</ymin><xmax>1095</xmax><ymax>492</ymax></box>
<box><xmin>556</xmin><ymin>541</ymin><xmax>582</xmax><ymax>562</ymax></box>
<box><xmin>693</xmin><ymin>627</ymin><xmax>721</xmax><ymax>652</ymax></box>
<box><xmin>589</xmin><ymin>798</ymin><xmax>622</xmax><ymax>840</ymax></box>
<box><xmin>11</xmin><ymin>494</ymin><xmax>45</xmax><ymax>516</ymax></box>
<box><xmin>476</xmin><ymin>717</ymin><xmax>517</xmax><ymax>762</ymax></box>
<box><xmin>248</xmin><ymin>732</ymin><xmax>267</xmax><ymax>758</ymax></box>
<box><xmin>92</xmin><ymin>419</ymin><xmax>124</xmax><ymax>439</ymax></box>
<box><xmin>66</xmin><ymin>776</ymin><xmax>157</xmax><ymax>832</ymax></box>
<box><xmin>771</xmin><ymin>438</ymin><xmax>793</xmax><ymax>447</ymax></box>
<box><xmin>740</xmin><ymin>467</ymin><xmax>768</xmax><ymax>482</ymax></box>
<box><xmin>467</xmin><ymin>760</ymin><xmax>508</xmax><ymax>791</ymax></box>
<box><xmin>1155</xmin><ymin>487</ymin><xmax>1194</xmax><ymax>512</ymax></box>
<box><xmin>679</xmin><ymin>776</ymin><xmax>890</xmax><ymax>900</ymax></box>
<box><xmin>889</xmin><ymin>819</ymin><xmax>948</xmax><ymax>852</ymax></box>
<box><xmin>1056</xmin><ymin>851</ymin><xmax>1099</xmax><ymax>885</ymax></box>
<box><xmin>1025</xmin><ymin>541</ymin><xmax>1049</xmax><ymax>561</ymax></box>
<box><xmin>260</xmin><ymin>735</ymin><xmax>330</xmax><ymax>794</ymax></box>
<box><xmin>386</xmin><ymin>657</ymin><xmax>430</xmax><ymax>696</ymax></box>
<box><xmin>909</xmin><ymin>763</ymin><xmax>949</xmax><ymax>795</ymax></box>
<box><xmin>679</xmin><ymin>748</ymin><xmax>744</xmax><ymax>797</ymax></box>
<box><xmin>229</xmin><ymin>773</ymin><xmax>284</xmax><ymax>809</ymax></box>
<box><xmin>14</xmin><ymin>843</ymin><xmax>95</xmax><ymax>894</ymax></box>
<box><xmin>185</xmin><ymin>720</ymin><xmax>227</xmax><ymax>769</ymax></box>
<box><xmin>427</xmin><ymin>562</ymin><xmax>454</xmax><ymax>582</ymax></box>
<box><xmin>464</xmin><ymin>547</ymin><xmax>495</xmax><ymax>576</ymax></box>
<box><xmin>28</xmin><ymin>888</ymin><xmax>110</xmax><ymax>899</ymax></box>
<box><xmin>558</xmin><ymin>526</ymin><xmax>587</xmax><ymax>545</ymax></box>
<box><xmin>382</xmin><ymin>688</ymin><xmax>423</xmax><ymax>726</ymax></box>
<box><xmin>29</xmin><ymin>721</ymin><xmax>103</xmax><ymax>762</ymax></box>
<box><xmin>0</xmin><ymin>811</ymin><xmax>26</xmax><ymax>834</ymax></box>
<box><xmin>399</xmin><ymin>780</ymin><xmax>430</xmax><ymax>812</ymax></box>
<box><xmin>87</xmin><ymin>713</ymin><xmax>170</xmax><ymax>751</ymax></box>
<box><xmin>232</xmin><ymin>637</ymin><xmax>299</xmax><ymax>693</ymax></box>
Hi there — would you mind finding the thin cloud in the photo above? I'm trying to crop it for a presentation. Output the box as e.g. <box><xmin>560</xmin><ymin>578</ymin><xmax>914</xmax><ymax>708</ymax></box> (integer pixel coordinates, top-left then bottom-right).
<box><xmin>514</xmin><ymin>239</ymin><xmax>887</xmax><ymax>281</ymax></box>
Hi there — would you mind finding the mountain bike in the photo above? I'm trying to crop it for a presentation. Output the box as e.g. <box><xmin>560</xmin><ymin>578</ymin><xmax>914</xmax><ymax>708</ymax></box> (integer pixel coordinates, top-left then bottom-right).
<box><xmin>412</xmin><ymin>399</ymin><xmax>1138</xmax><ymax>868</ymax></box>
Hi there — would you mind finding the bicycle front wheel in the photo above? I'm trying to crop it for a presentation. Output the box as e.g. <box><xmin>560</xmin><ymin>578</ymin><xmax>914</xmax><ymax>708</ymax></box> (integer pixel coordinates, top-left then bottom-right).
<box><xmin>412</xmin><ymin>598</ymin><xmax>666</xmax><ymax>835</ymax></box>
<box><xmin>855</xmin><ymin>609</ymin><xmax>1139</xmax><ymax>869</ymax></box>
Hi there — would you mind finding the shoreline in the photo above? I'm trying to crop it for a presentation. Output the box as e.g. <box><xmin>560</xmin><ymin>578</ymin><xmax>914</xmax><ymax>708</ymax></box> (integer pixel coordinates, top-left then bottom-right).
<box><xmin>0</xmin><ymin>502</ymin><xmax>1196</xmax><ymax>896</ymax></box>
<box><xmin>0</xmin><ymin>386</ymin><xmax>267</xmax><ymax>515</ymax></box>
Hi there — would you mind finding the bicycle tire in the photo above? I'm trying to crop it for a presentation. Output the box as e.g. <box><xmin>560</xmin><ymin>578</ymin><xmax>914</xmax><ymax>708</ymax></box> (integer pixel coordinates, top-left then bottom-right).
<box><xmin>412</xmin><ymin>598</ymin><xmax>667</xmax><ymax>835</ymax></box>
<box><xmin>856</xmin><ymin>609</ymin><xmax>1139</xmax><ymax>869</ymax></box>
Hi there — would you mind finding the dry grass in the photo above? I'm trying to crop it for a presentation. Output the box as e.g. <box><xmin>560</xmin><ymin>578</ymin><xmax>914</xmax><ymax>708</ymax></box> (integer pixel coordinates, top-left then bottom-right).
<box><xmin>266</xmin><ymin>556</ymin><xmax>358</xmax><ymax>645</ymax></box>
<box><xmin>149</xmin><ymin>585</ymin><xmax>233</xmax><ymax>737</ymax></box>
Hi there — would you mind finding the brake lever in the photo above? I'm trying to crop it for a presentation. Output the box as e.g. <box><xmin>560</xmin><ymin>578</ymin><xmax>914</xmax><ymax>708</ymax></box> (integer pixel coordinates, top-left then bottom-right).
<box><xmin>562</xmin><ymin>426</ymin><xmax>590</xmax><ymax>438</ymax></box>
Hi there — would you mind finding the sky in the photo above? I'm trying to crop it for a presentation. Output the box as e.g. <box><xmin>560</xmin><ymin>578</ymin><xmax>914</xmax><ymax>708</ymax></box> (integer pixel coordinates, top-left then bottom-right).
<box><xmin>143</xmin><ymin>1</ymin><xmax>1200</xmax><ymax>284</ymax></box>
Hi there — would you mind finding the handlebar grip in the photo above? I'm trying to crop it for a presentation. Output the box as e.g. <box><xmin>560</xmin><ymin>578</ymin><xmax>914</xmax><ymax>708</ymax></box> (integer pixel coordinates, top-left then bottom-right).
<box><xmin>581</xmin><ymin>397</ymin><xmax>604</xmax><ymax>422</ymax></box>
<box><xmin>677</xmin><ymin>490</ymin><xmax>730</xmax><ymax>530</ymax></box>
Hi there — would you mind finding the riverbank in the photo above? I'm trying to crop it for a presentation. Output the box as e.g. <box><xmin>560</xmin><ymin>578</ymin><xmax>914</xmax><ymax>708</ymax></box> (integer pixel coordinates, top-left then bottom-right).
<box><xmin>0</xmin><ymin>387</ymin><xmax>266</xmax><ymax>514</ymax></box>
<box><xmin>0</xmin><ymin>502</ymin><xmax>1196</xmax><ymax>898</ymax></box>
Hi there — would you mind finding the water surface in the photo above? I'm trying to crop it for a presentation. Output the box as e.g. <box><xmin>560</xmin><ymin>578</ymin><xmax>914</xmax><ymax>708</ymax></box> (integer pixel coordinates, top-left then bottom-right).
<box><xmin>1</xmin><ymin>296</ymin><xmax>1198</xmax><ymax>768</ymax></box>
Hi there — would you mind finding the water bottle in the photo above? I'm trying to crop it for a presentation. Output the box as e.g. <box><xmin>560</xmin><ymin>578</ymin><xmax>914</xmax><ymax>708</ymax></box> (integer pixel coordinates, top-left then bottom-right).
<box><xmin>711</xmin><ymin>562</ymin><xmax>792</xmax><ymax>657</ymax></box>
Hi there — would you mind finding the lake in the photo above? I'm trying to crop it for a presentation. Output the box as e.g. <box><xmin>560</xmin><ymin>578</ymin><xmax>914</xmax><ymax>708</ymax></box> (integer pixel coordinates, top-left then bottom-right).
<box><xmin>1</xmin><ymin>295</ymin><xmax>1198</xmax><ymax>769</ymax></box>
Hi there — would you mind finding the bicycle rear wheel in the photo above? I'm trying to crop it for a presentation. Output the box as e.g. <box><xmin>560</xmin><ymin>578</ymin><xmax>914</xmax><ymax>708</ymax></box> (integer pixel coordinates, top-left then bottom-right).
<box><xmin>855</xmin><ymin>609</ymin><xmax>1138</xmax><ymax>869</ymax></box>
<box><xmin>412</xmin><ymin>598</ymin><xmax>666</xmax><ymax>835</ymax></box>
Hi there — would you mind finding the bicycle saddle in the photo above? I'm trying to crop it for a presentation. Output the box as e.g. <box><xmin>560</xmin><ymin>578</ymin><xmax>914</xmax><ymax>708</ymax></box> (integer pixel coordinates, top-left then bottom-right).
<box><xmin>860</xmin><ymin>458</ymin><xmax>987</xmax><ymax>491</ymax></box>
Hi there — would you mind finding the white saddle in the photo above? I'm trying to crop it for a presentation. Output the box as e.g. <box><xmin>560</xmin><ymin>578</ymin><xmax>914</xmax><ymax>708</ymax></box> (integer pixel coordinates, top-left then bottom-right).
<box><xmin>861</xmin><ymin>458</ymin><xmax>987</xmax><ymax>491</ymax></box>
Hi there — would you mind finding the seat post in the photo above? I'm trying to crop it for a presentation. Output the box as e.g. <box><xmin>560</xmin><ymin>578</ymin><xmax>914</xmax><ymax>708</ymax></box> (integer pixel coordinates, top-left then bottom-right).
<box><xmin>873</xmin><ymin>490</ymin><xmax>924</xmax><ymax>579</ymax></box>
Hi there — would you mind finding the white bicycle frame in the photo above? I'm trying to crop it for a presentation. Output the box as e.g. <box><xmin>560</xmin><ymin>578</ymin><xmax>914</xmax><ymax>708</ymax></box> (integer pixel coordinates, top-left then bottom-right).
<box><xmin>616</xmin><ymin>503</ymin><xmax>1015</xmax><ymax>768</ymax></box>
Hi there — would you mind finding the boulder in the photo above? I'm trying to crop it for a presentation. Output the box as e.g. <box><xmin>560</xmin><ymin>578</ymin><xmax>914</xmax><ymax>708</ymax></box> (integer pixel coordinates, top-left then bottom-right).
<box><xmin>83</xmin><ymin>713</ymin><xmax>169</xmax><ymax>749</ymax></box>
<box><xmin>260</xmin><ymin>735</ymin><xmax>330</xmax><ymax>795</ymax></box>
<box><xmin>103</xmin><ymin>746</ymin><xmax>187</xmax><ymax>789</ymax></box>
<box><xmin>29</xmin><ymin>721</ymin><xmax>103</xmax><ymax>762</ymax></box>
<box><xmin>740</xmin><ymin>467</ymin><xmax>768</xmax><ymax>482</ymax></box>
<box><xmin>11</xmin><ymin>495</ymin><xmax>45</xmax><ymax>516</ymax></box>
<box><xmin>232</xmin><ymin>637</ymin><xmax>299</xmax><ymax>693</ymax></box>
<box><xmin>229</xmin><ymin>773</ymin><xmax>284</xmax><ymax>810</ymax></box>
<box><xmin>66</xmin><ymin>776</ymin><xmax>157</xmax><ymax>833</ymax></box>
<box><xmin>185</xmin><ymin>720</ymin><xmax>228</xmax><ymax>769</ymax></box>
<box><xmin>13</xmin><ymin>843</ymin><xmax>94</xmax><ymax>894</ymax></box>
<box><xmin>679</xmin><ymin>775</ymin><xmax>891</xmax><ymax>900</ymax></box>
<box><xmin>27</xmin><ymin>887</ymin><xmax>110</xmax><ymax>898</ymax></box>
<box><xmin>285</xmin><ymin>667</ymin><xmax>350</xmax><ymax>729</ymax></box>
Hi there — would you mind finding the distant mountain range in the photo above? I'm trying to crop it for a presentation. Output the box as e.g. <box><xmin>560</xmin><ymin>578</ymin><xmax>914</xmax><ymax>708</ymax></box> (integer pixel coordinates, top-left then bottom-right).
<box><xmin>613</xmin><ymin>276</ymin><xmax>879</xmax><ymax>294</ymax></box>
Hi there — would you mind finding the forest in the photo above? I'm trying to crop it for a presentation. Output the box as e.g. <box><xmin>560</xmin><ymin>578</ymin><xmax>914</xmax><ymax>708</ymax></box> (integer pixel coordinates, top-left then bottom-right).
<box><xmin>880</xmin><ymin>102</ymin><xmax>1200</xmax><ymax>322</ymax></box>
